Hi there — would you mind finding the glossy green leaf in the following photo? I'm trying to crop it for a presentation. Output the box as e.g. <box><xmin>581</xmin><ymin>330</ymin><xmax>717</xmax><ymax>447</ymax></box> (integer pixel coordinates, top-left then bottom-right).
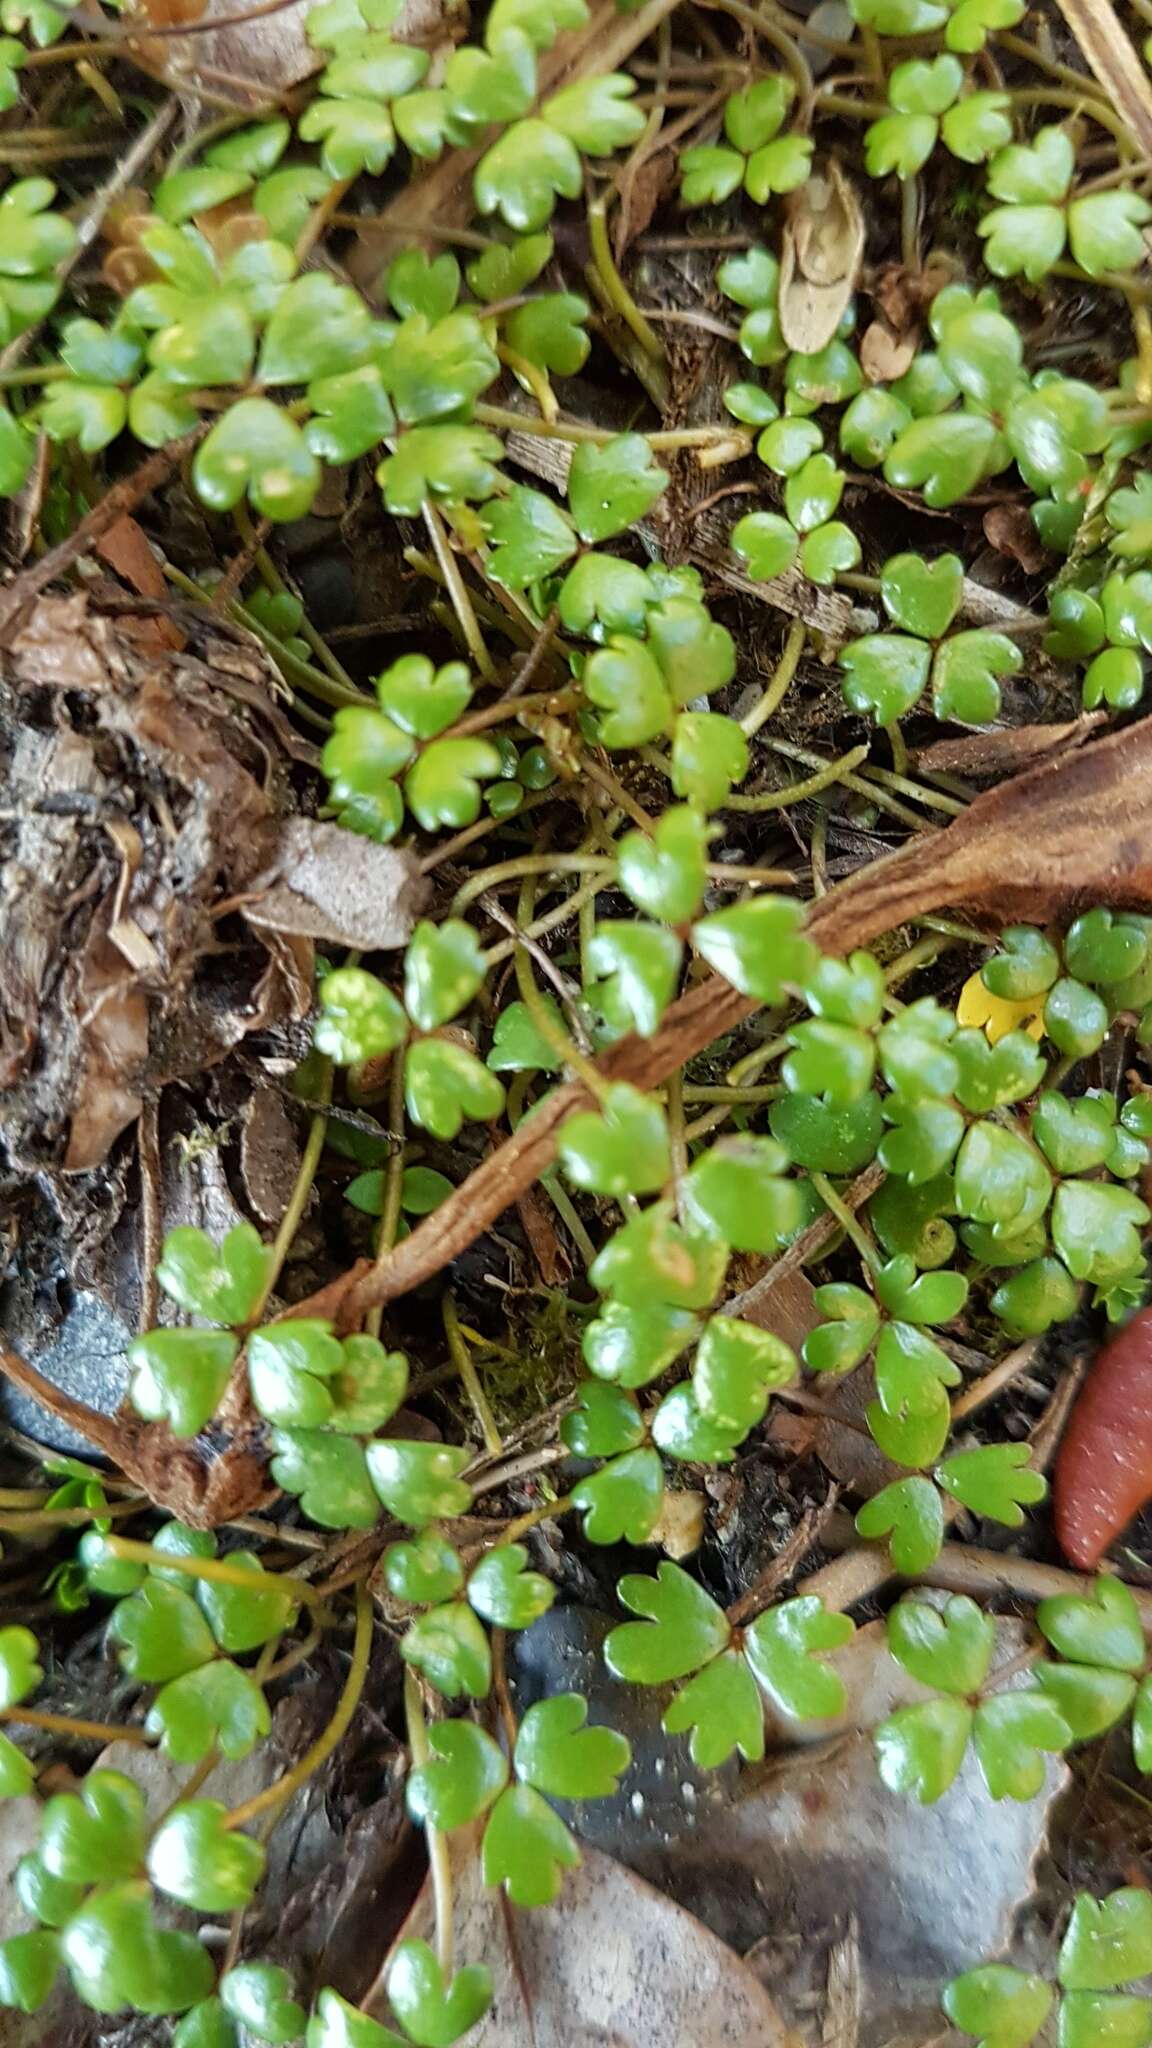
<box><xmin>664</xmin><ymin>1650</ymin><xmax>765</xmax><ymax>1768</ymax></box>
<box><xmin>147</xmin><ymin>1799</ymin><xmax>265</xmax><ymax>1912</ymax></box>
<box><xmin>269</xmin><ymin>1429</ymin><xmax>380</xmax><ymax>1530</ymax></box>
<box><xmin>383</xmin><ymin>1532</ymin><xmax>464</xmax><ymax>1607</ymax></box>
<box><xmin>856</xmin><ymin>1476</ymin><xmax>946</xmax><ymax>1573</ymax></box>
<box><xmin>875</xmin><ymin>1696</ymin><xmax>974</xmax><ymax>1802</ymax></box>
<box><xmin>604</xmin><ymin>1561</ymin><xmax>729</xmax><ymax>1684</ymax></box>
<box><xmin>975</xmin><ymin>1689</ymin><xmax>1071</xmax><ymax>1798</ymax></box>
<box><xmin>404</xmin><ymin>1037</ymin><xmax>505</xmax><ymax>1140</ymax></box>
<box><xmin>401</xmin><ymin>1602</ymin><xmax>491</xmax><ymax>1700</ymax></box>
<box><xmin>40</xmin><ymin>1770</ymin><xmax>147</xmax><ymax>1885</ymax></box>
<box><xmin>935</xmin><ymin>1443</ymin><xmax>1047</xmax><ymax>1527</ymax></box>
<box><xmin>220</xmin><ymin>1963</ymin><xmax>306</xmax><ymax>2044</ymax></box>
<box><xmin>583</xmin><ymin>635</ymin><xmax>673</xmax><ymax>747</ymax></box>
<box><xmin>744</xmin><ymin>1596</ymin><xmax>853</xmax><ymax>1720</ymax></box>
<box><xmin>582</xmin><ymin>1299</ymin><xmax>698</xmax><ymax>1387</ymax></box>
<box><xmin>196</xmin><ymin>1550</ymin><xmax>297</xmax><ymax>1654</ymax></box>
<box><xmin>109</xmin><ymin>1580</ymin><xmax>216</xmax><ymax>1683</ymax></box>
<box><xmin>474</xmin><ymin>117</ymin><xmax>583</xmax><ymax>232</ymax></box>
<box><xmin>888</xmin><ymin>1593</ymin><xmax>994</xmax><ymax>1695</ymax></box>
<box><xmin>155</xmin><ymin>1221</ymin><xmax>269</xmax><ymax>1326</ymax></box>
<box><xmin>194</xmin><ymin>398</ymin><xmax>320</xmax><ymax>523</ymax></box>
<box><xmin>306</xmin><ymin>1987</ymin><xmax>405</xmax><ymax>2048</ymax></box>
<box><xmin>481</xmin><ymin>1782</ymin><xmax>580</xmax><ymax>1907</ymax></box>
<box><xmin>586</xmin><ymin>922</ymin><xmax>682</xmax><ymax>1038</ymax></box>
<box><xmin>942</xmin><ymin>1963</ymin><xmax>1053</xmax><ymax>2048</ymax></box>
<box><xmin>0</xmin><ymin>1931</ymin><xmax>60</xmax><ymax>2015</ymax></box>
<box><xmin>589</xmin><ymin>1200</ymin><xmax>728</xmax><ymax>1309</ymax></box>
<box><xmin>515</xmin><ymin>1692</ymin><xmax>632</xmax><ymax>1798</ymax></box>
<box><xmin>557</xmin><ymin>1083</ymin><xmax>671</xmax><ymax>1196</ymax></box>
<box><xmin>467</xmin><ymin>1543</ymin><xmax>554</xmax><ymax>1629</ymax></box>
<box><xmin>145</xmin><ymin>1662</ymin><xmax>270</xmax><ymax>1761</ymax></box>
<box><xmin>366</xmin><ymin>1439</ymin><xmax>472</xmax><ymax>1524</ymax></box>
<box><xmin>561</xmin><ymin>1380</ymin><xmax>644</xmax><ymax>1458</ymax></box>
<box><xmin>570</xmin><ymin>1448</ymin><xmax>664</xmax><ymax>1544</ymax></box>
<box><xmin>407</xmin><ymin>1719</ymin><xmax>509</xmax><ymax>1831</ymax></box>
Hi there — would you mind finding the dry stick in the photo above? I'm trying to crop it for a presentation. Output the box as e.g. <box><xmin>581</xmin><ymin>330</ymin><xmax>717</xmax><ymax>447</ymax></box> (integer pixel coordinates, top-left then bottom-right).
<box><xmin>1053</xmin><ymin>0</ymin><xmax>1152</xmax><ymax>157</ymax></box>
<box><xmin>816</xmin><ymin>1520</ymin><xmax>1152</xmax><ymax>1631</ymax></box>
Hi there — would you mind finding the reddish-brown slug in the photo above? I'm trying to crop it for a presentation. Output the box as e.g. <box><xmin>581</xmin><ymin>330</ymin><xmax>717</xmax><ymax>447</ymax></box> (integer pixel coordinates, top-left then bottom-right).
<box><xmin>1054</xmin><ymin>1307</ymin><xmax>1152</xmax><ymax>1569</ymax></box>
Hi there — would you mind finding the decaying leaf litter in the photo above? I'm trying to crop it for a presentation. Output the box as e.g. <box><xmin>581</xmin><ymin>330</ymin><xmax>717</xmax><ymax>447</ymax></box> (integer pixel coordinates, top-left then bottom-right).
<box><xmin>4</xmin><ymin>0</ymin><xmax>1152</xmax><ymax>2041</ymax></box>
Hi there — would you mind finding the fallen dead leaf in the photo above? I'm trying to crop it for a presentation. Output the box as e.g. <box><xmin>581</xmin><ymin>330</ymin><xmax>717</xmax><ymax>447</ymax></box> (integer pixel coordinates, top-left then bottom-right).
<box><xmin>779</xmin><ymin>162</ymin><xmax>865</xmax><ymax>355</ymax></box>
<box><xmin>859</xmin><ymin>315</ymin><xmax>918</xmax><ymax>384</ymax></box>
<box><xmin>369</xmin><ymin>1826</ymin><xmax>794</xmax><ymax>2047</ymax></box>
<box><xmin>2</xmin><ymin>593</ymin><xmax>310</xmax><ymax>1174</ymax></box>
<box><xmin>869</xmin><ymin>254</ymin><xmax>958</xmax><ymax>333</ymax></box>
<box><xmin>244</xmin><ymin>818</ymin><xmax>428</xmax><ymax>952</ymax></box>
<box><xmin>981</xmin><ymin>502</ymin><xmax>1051</xmax><ymax>574</ymax></box>
<box><xmin>95</xmin><ymin>514</ymin><xmax>184</xmax><ymax>651</ymax></box>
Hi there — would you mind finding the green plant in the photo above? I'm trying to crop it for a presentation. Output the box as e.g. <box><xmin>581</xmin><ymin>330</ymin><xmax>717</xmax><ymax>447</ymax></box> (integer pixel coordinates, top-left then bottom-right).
<box><xmin>945</xmin><ymin>1889</ymin><xmax>1152</xmax><ymax>2047</ymax></box>
<box><xmin>5</xmin><ymin>0</ymin><xmax>1152</xmax><ymax>2037</ymax></box>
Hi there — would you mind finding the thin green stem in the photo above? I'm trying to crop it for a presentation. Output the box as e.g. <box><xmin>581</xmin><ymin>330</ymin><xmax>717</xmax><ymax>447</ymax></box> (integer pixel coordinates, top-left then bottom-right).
<box><xmin>768</xmin><ymin>738</ymin><xmax>933</xmax><ymax>831</ymax></box>
<box><xmin>163</xmin><ymin>564</ymin><xmax>368</xmax><ymax>709</ymax></box>
<box><xmin>483</xmin><ymin>875</ymin><xmax>607</xmax><ymax>968</ymax></box>
<box><xmin>102</xmin><ymin>1537</ymin><xmax>325</xmax><ymax>1605</ymax></box>
<box><xmin>453</xmin><ymin>853</ymin><xmax>614</xmax><ymax>917</ymax></box>
<box><xmin>226</xmin><ymin>1583</ymin><xmax>372</xmax><ymax>1830</ymax></box>
<box><xmin>544</xmin><ymin>1178</ymin><xmax>599</xmax><ymax>1269</ymax></box>
<box><xmin>473</xmin><ymin>401</ymin><xmax>736</xmax><ymax>450</ymax></box>
<box><xmin>696</xmin><ymin>0</ymin><xmax>812</xmax><ymax>95</ymax></box>
<box><xmin>587</xmin><ymin>196</ymin><xmax>665</xmax><ymax>362</ymax></box>
<box><xmin>235</xmin><ymin>507</ymin><xmax>359</xmax><ymax>695</ymax></box>
<box><xmin>725</xmin><ymin>743</ymin><xmax>870</xmax><ymax>811</ymax></box>
<box><xmin>423</xmin><ymin>502</ymin><xmax>496</xmax><ymax>681</ymax></box>
<box><xmin>741</xmin><ymin>619</ymin><xmax>807</xmax><ymax>738</ymax></box>
<box><xmin>884</xmin><ymin>720</ymin><xmax>909</xmax><ymax>778</ymax></box>
<box><xmin>0</xmin><ymin>1705</ymin><xmax>150</xmax><ymax>1745</ymax></box>
<box><xmin>809</xmin><ymin>1171</ymin><xmax>881</xmax><ymax>1271</ymax></box>
<box><xmin>404</xmin><ymin>1666</ymin><xmax>455</xmax><ymax>1974</ymax></box>
<box><xmin>860</xmin><ymin>760</ymin><xmax>966</xmax><ymax>817</ymax></box>
<box><xmin>0</xmin><ymin>361</ymin><xmax>73</xmax><ymax>390</ymax></box>
<box><xmin>511</xmin><ymin>882</ymin><xmax>608</xmax><ymax>1100</ymax></box>
<box><xmin>443</xmin><ymin>1293</ymin><xmax>503</xmax><ymax>1458</ymax></box>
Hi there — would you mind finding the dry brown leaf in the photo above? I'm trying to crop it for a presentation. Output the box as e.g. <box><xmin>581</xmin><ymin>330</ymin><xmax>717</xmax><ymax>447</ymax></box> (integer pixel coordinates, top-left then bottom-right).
<box><xmin>368</xmin><ymin>1829</ymin><xmax>794</xmax><ymax>2046</ymax></box>
<box><xmin>2</xmin><ymin>593</ymin><xmax>307</xmax><ymax>1178</ymax></box>
<box><xmin>243</xmin><ymin>818</ymin><xmax>428</xmax><ymax>951</ymax></box>
<box><xmin>981</xmin><ymin>502</ymin><xmax>1050</xmax><ymax>574</ymax></box>
<box><xmin>859</xmin><ymin>316</ymin><xmax>917</xmax><ymax>385</ymax></box>
<box><xmin>779</xmin><ymin>161</ymin><xmax>865</xmax><ymax>354</ymax></box>
<box><xmin>94</xmin><ymin>514</ymin><xmax>184</xmax><ymax>650</ymax></box>
<box><xmin>129</xmin><ymin>0</ymin><xmax>320</xmax><ymax>101</ymax></box>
